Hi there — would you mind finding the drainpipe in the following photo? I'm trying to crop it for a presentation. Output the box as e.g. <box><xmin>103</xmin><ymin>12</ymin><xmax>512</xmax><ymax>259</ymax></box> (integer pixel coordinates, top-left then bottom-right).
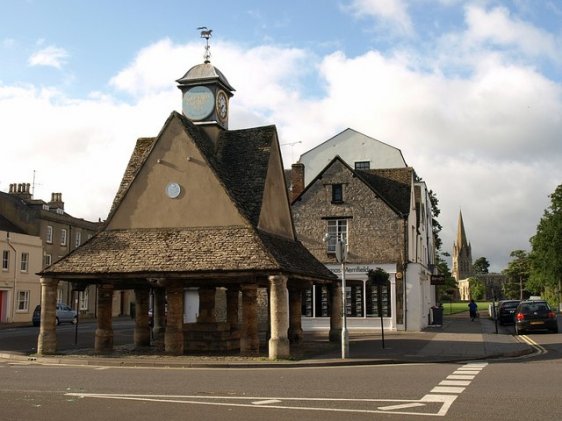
<box><xmin>6</xmin><ymin>232</ymin><xmax>17</xmax><ymax>323</ymax></box>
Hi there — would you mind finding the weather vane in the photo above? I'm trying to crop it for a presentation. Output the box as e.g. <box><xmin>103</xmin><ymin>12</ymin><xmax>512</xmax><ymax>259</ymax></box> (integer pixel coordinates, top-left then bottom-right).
<box><xmin>197</xmin><ymin>26</ymin><xmax>213</xmax><ymax>63</ymax></box>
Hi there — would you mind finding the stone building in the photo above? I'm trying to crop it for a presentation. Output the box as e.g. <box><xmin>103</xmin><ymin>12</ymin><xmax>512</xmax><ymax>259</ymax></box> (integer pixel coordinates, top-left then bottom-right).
<box><xmin>452</xmin><ymin>211</ymin><xmax>473</xmax><ymax>283</ymax></box>
<box><xmin>0</xmin><ymin>185</ymin><xmax>101</xmax><ymax>320</ymax></box>
<box><xmin>37</xmin><ymin>44</ymin><xmax>335</xmax><ymax>358</ymax></box>
<box><xmin>291</xmin><ymin>155</ymin><xmax>437</xmax><ymax>331</ymax></box>
<box><xmin>0</xmin><ymin>221</ymin><xmax>42</xmax><ymax>324</ymax></box>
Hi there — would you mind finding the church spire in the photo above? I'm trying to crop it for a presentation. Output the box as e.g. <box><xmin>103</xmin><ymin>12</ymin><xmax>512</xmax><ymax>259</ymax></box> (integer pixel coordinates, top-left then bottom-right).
<box><xmin>456</xmin><ymin>210</ymin><xmax>469</xmax><ymax>249</ymax></box>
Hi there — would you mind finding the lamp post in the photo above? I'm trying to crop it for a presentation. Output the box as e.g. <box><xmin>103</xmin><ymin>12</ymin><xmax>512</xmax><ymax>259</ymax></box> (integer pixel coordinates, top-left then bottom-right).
<box><xmin>335</xmin><ymin>240</ymin><xmax>349</xmax><ymax>359</ymax></box>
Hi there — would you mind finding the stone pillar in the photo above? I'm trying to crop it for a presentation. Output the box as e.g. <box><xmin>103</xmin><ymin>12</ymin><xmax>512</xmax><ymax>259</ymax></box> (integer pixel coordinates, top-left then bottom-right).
<box><xmin>329</xmin><ymin>282</ymin><xmax>343</xmax><ymax>342</ymax></box>
<box><xmin>134</xmin><ymin>287</ymin><xmax>150</xmax><ymax>347</ymax></box>
<box><xmin>152</xmin><ymin>287</ymin><xmax>166</xmax><ymax>340</ymax></box>
<box><xmin>268</xmin><ymin>275</ymin><xmax>290</xmax><ymax>359</ymax></box>
<box><xmin>226</xmin><ymin>287</ymin><xmax>240</xmax><ymax>334</ymax></box>
<box><xmin>240</xmin><ymin>284</ymin><xmax>259</xmax><ymax>356</ymax></box>
<box><xmin>37</xmin><ymin>277</ymin><xmax>59</xmax><ymax>355</ymax></box>
<box><xmin>288</xmin><ymin>286</ymin><xmax>303</xmax><ymax>344</ymax></box>
<box><xmin>164</xmin><ymin>282</ymin><xmax>184</xmax><ymax>355</ymax></box>
<box><xmin>95</xmin><ymin>283</ymin><xmax>114</xmax><ymax>354</ymax></box>
<box><xmin>197</xmin><ymin>286</ymin><xmax>216</xmax><ymax>323</ymax></box>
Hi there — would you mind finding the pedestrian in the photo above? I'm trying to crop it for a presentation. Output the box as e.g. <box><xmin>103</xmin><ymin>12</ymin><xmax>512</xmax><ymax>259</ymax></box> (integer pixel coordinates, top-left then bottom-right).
<box><xmin>468</xmin><ymin>299</ymin><xmax>478</xmax><ymax>321</ymax></box>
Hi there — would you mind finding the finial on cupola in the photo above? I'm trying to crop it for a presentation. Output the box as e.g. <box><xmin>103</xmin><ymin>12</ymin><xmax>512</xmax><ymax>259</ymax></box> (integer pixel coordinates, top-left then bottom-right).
<box><xmin>197</xmin><ymin>26</ymin><xmax>213</xmax><ymax>63</ymax></box>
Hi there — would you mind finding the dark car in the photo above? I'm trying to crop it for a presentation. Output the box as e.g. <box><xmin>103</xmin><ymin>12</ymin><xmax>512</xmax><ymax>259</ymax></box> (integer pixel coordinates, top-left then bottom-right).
<box><xmin>514</xmin><ymin>300</ymin><xmax>559</xmax><ymax>335</ymax></box>
<box><xmin>495</xmin><ymin>300</ymin><xmax>520</xmax><ymax>325</ymax></box>
<box><xmin>32</xmin><ymin>304</ymin><xmax>78</xmax><ymax>327</ymax></box>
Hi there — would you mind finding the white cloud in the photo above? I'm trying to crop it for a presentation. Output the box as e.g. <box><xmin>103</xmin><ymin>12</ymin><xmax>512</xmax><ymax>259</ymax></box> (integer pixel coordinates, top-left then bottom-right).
<box><xmin>464</xmin><ymin>5</ymin><xmax>560</xmax><ymax>62</ymax></box>
<box><xmin>28</xmin><ymin>45</ymin><xmax>69</xmax><ymax>69</ymax></box>
<box><xmin>345</xmin><ymin>0</ymin><xmax>414</xmax><ymax>36</ymax></box>
<box><xmin>2</xmin><ymin>30</ymin><xmax>562</xmax><ymax>272</ymax></box>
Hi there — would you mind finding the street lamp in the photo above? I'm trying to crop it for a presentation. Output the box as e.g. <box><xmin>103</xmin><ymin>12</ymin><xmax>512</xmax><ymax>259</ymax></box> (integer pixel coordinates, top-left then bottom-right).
<box><xmin>335</xmin><ymin>239</ymin><xmax>349</xmax><ymax>359</ymax></box>
<box><xmin>323</xmin><ymin>233</ymin><xmax>349</xmax><ymax>359</ymax></box>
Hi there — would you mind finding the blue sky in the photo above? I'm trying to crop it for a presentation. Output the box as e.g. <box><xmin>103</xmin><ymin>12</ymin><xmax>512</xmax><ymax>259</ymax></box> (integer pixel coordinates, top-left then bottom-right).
<box><xmin>1</xmin><ymin>0</ymin><xmax>561</xmax><ymax>272</ymax></box>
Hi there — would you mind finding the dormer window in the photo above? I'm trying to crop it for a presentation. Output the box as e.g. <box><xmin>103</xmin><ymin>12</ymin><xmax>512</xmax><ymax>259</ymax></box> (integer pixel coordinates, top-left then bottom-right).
<box><xmin>331</xmin><ymin>184</ymin><xmax>343</xmax><ymax>203</ymax></box>
<box><xmin>56</xmin><ymin>208</ymin><xmax>64</xmax><ymax>215</ymax></box>
<box><xmin>42</xmin><ymin>204</ymin><xmax>49</xmax><ymax>211</ymax></box>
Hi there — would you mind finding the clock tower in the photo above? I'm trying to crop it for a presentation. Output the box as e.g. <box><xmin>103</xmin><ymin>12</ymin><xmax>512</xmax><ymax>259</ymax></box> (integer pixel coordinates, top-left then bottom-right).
<box><xmin>176</xmin><ymin>28</ymin><xmax>235</xmax><ymax>131</ymax></box>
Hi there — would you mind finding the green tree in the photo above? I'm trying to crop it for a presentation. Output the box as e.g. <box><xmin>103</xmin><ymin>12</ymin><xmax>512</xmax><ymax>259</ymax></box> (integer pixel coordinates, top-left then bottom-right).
<box><xmin>435</xmin><ymin>252</ymin><xmax>457</xmax><ymax>302</ymax></box>
<box><xmin>428</xmin><ymin>189</ymin><xmax>443</xmax><ymax>251</ymax></box>
<box><xmin>468</xmin><ymin>277</ymin><xmax>485</xmax><ymax>300</ymax></box>
<box><xmin>473</xmin><ymin>257</ymin><xmax>490</xmax><ymax>275</ymax></box>
<box><xmin>529</xmin><ymin>184</ymin><xmax>562</xmax><ymax>307</ymax></box>
<box><xmin>502</xmin><ymin>250</ymin><xmax>530</xmax><ymax>299</ymax></box>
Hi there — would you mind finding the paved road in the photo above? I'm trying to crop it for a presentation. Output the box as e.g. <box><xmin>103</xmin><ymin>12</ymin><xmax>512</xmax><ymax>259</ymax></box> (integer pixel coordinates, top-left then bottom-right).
<box><xmin>1</xmin><ymin>351</ymin><xmax>561</xmax><ymax>420</ymax></box>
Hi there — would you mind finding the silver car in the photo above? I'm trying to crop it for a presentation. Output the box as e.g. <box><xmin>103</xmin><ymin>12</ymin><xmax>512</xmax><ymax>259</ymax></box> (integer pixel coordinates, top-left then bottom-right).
<box><xmin>32</xmin><ymin>304</ymin><xmax>78</xmax><ymax>326</ymax></box>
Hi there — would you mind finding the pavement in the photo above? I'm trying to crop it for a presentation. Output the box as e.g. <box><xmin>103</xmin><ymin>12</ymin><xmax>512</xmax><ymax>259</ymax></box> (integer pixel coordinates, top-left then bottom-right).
<box><xmin>0</xmin><ymin>312</ymin><xmax>535</xmax><ymax>368</ymax></box>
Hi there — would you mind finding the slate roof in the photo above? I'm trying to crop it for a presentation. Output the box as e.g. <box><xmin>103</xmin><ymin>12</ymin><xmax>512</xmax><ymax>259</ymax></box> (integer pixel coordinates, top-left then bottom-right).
<box><xmin>0</xmin><ymin>214</ymin><xmax>25</xmax><ymax>233</ymax></box>
<box><xmin>44</xmin><ymin>226</ymin><xmax>333</xmax><ymax>280</ymax></box>
<box><xmin>43</xmin><ymin>112</ymin><xmax>335</xmax><ymax>282</ymax></box>
<box><xmin>356</xmin><ymin>167</ymin><xmax>413</xmax><ymax>216</ymax></box>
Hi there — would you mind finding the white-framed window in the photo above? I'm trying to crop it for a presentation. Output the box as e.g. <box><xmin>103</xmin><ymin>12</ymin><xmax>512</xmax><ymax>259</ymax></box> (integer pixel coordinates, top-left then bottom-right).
<box><xmin>57</xmin><ymin>288</ymin><xmax>63</xmax><ymax>304</ymax></box>
<box><xmin>46</xmin><ymin>225</ymin><xmax>53</xmax><ymax>243</ymax></box>
<box><xmin>56</xmin><ymin>208</ymin><xmax>64</xmax><ymax>215</ymax></box>
<box><xmin>61</xmin><ymin>228</ymin><xmax>67</xmax><ymax>246</ymax></box>
<box><xmin>44</xmin><ymin>254</ymin><xmax>52</xmax><ymax>266</ymax></box>
<box><xmin>42</xmin><ymin>204</ymin><xmax>49</xmax><ymax>211</ymax></box>
<box><xmin>20</xmin><ymin>252</ymin><xmax>29</xmax><ymax>272</ymax></box>
<box><xmin>75</xmin><ymin>231</ymin><xmax>82</xmax><ymax>248</ymax></box>
<box><xmin>17</xmin><ymin>290</ymin><xmax>30</xmax><ymax>312</ymax></box>
<box><xmin>79</xmin><ymin>288</ymin><xmax>89</xmax><ymax>311</ymax></box>
<box><xmin>327</xmin><ymin>219</ymin><xmax>348</xmax><ymax>253</ymax></box>
<box><xmin>2</xmin><ymin>250</ymin><xmax>9</xmax><ymax>271</ymax></box>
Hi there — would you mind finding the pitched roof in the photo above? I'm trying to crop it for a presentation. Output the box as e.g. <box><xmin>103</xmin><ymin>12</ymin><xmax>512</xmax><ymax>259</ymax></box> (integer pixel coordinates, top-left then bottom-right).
<box><xmin>356</xmin><ymin>167</ymin><xmax>413</xmax><ymax>216</ymax></box>
<box><xmin>43</xmin><ymin>112</ymin><xmax>335</xmax><ymax>282</ymax></box>
<box><xmin>43</xmin><ymin>226</ymin><xmax>334</xmax><ymax>280</ymax></box>
<box><xmin>0</xmin><ymin>214</ymin><xmax>25</xmax><ymax>233</ymax></box>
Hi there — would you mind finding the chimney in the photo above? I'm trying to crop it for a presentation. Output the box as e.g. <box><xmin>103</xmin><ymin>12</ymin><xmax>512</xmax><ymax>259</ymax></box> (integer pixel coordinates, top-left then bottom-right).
<box><xmin>9</xmin><ymin>183</ymin><xmax>32</xmax><ymax>200</ymax></box>
<box><xmin>49</xmin><ymin>192</ymin><xmax>64</xmax><ymax>210</ymax></box>
<box><xmin>291</xmin><ymin>163</ymin><xmax>305</xmax><ymax>202</ymax></box>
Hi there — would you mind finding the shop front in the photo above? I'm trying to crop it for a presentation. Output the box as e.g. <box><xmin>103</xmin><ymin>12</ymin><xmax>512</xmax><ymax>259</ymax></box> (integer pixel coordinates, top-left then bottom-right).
<box><xmin>302</xmin><ymin>263</ymin><xmax>398</xmax><ymax>331</ymax></box>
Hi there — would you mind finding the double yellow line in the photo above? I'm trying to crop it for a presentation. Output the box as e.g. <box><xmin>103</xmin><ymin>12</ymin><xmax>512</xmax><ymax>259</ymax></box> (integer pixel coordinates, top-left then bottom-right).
<box><xmin>517</xmin><ymin>335</ymin><xmax>547</xmax><ymax>355</ymax></box>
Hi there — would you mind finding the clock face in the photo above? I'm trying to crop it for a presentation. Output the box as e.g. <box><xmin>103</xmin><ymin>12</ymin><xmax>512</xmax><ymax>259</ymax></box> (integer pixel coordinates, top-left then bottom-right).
<box><xmin>165</xmin><ymin>182</ymin><xmax>181</xmax><ymax>199</ymax></box>
<box><xmin>182</xmin><ymin>86</ymin><xmax>214</xmax><ymax>120</ymax></box>
<box><xmin>216</xmin><ymin>90</ymin><xmax>228</xmax><ymax>122</ymax></box>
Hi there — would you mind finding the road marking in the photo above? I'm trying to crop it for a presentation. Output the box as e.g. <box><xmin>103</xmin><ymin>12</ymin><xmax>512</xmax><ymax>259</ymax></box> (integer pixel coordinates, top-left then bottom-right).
<box><xmin>447</xmin><ymin>375</ymin><xmax>475</xmax><ymax>380</ymax></box>
<box><xmin>379</xmin><ymin>402</ymin><xmax>426</xmax><ymax>411</ymax></box>
<box><xmin>516</xmin><ymin>335</ymin><xmax>547</xmax><ymax>355</ymax></box>
<box><xmin>430</xmin><ymin>386</ymin><xmax>465</xmax><ymax>394</ymax></box>
<box><xmin>253</xmin><ymin>399</ymin><xmax>282</xmax><ymax>405</ymax></box>
<box><xmin>452</xmin><ymin>370</ymin><xmax>480</xmax><ymax>375</ymax></box>
<box><xmin>66</xmin><ymin>392</ymin><xmax>455</xmax><ymax>416</ymax></box>
<box><xmin>64</xmin><ymin>362</ymin><xmax>489</xmax><ymax>418</ymax></box>
<box><xmin>439</xmin><ymin>380</ymin><xmax>470</xmax><ymax>386</ymax></box>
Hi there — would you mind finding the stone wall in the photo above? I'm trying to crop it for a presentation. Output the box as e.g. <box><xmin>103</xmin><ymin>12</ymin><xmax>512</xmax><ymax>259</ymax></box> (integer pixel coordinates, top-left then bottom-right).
<box><xmin>292</xmin><ymin>160</ymin><xmax>405</xmax><ymax>265</ymax></box>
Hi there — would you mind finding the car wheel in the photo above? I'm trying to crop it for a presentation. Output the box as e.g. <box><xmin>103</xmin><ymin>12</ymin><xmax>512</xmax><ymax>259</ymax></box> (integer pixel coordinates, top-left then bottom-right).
<box><xmin>55</xmin><ymin>317</ymin><xmax>60</xmax><ymax>326</ymax></box>
<box><xmin>515</xmin><ymin>326</ymin><xmax>524</xmax><ymax>335</ymax></box>
<box><xmin>551</xmin><ymin>326</ymin><xmax>559</xmax><ymax>334</ymax></box>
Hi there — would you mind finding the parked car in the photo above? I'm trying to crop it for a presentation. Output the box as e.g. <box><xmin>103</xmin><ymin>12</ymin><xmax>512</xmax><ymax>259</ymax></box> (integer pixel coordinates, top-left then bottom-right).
<box><xmin>496</xmin><ymin>300</ymin><xmax>521</xmax><ymax>325</ymax></box>
<box><xmin>32</xmin><ymin>304</ymin><xmax>78</xmax><ymax>327</ymax></box>
<box><xmin>514</xmin><ymin>300</ymin><xmax>559</xmax><ymax>335</ymax></box>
